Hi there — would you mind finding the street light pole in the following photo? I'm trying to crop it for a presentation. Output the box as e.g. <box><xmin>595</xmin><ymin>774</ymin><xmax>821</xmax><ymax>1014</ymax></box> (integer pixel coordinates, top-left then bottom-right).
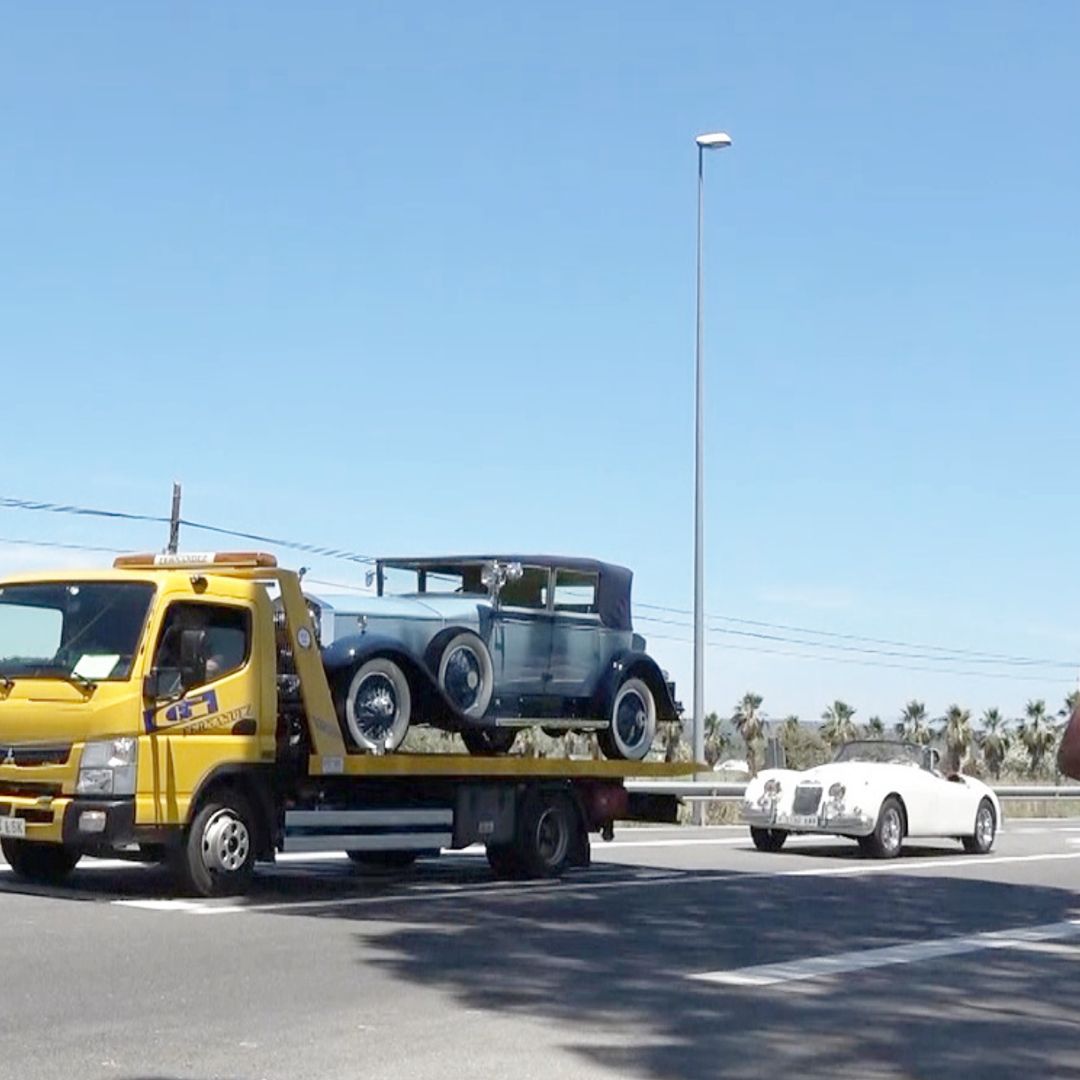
<box><xmin>693</xmin><ymin>131</ymin><xmax>731</xmax><ymax>817</ymax></box>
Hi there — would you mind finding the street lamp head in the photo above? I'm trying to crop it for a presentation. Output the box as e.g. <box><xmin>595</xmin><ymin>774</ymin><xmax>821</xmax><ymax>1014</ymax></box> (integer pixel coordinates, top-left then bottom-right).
<box><xmin>696</xmin><ymin>131</ymin><xmax>732</xmax><ymax>150</ymax></box>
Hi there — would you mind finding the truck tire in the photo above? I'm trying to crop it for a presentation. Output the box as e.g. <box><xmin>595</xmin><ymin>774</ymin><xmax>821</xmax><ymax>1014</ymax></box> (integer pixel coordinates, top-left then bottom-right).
<box><xmin>1</xmin><ymin>838</ymin><xmax>80</xmax><ymax>885</ymax></box>
<box><xmin>436</xmin><ymin>631</ymin><xmax>494</xmax><ymax>718</ymax></box>
<box><xmin>598</xmin><ymin>677</ymin><xmax>657</xmax><ymax>761</ymax></box>
<box><xmin>170</xmin><ymin>790</ymin><xmax>257</xmax><ymax>898</ymax></box>
<box><xmin>346</xmin><ymin>850</ymin><xmax>419</xmax><ymax>872</ymax></box>
<box><xmin>341</xmin><ymin>657</ymin><xmax>412</xmax><ymax>753</ymax></box>
<box><xmin>514</xmin><ymin>789</ymin><xmax>577</xmax><ymax>879</ymax></box>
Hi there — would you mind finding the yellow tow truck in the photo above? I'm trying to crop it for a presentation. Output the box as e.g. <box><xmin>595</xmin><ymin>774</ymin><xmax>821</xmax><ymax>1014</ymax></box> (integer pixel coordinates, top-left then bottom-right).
<box><xmin>0</xmin><ymin>552</ymin><xmax>694</xmax><ymax>896</ymax></box>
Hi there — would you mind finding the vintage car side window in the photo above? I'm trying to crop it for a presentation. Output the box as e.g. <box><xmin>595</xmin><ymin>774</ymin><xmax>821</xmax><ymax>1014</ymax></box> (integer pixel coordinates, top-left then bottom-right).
<box><xmin>498</xmin><ymin>566</ymin><xmax>551</xmax><ymax>610</ymax></box>
<box><xmin>152</xmin><ymin>602</ymin><xmax>251</xmax><ymax>693</ymax></box>
<box><xmin>552</xmin><ymin>570</ymin><xmax>599</xmax><ymax>615</ymax></box>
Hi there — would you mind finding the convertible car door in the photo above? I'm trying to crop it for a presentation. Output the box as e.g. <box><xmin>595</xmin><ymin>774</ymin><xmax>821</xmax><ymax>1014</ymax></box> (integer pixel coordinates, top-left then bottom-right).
<box><xmin>903</xmin><ymin>769</ymin><xmax>977</xmax><ymax>836</ymax></box>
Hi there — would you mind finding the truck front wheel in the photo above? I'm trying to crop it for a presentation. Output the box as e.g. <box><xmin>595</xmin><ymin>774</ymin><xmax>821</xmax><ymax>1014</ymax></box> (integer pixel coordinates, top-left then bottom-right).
<box><xmin>1</xmin><ymin>838</ymin><xmax>80</xmax><ymax>885</ymax></box>
<box><xmin>171</xmin><ymin>791</ymin><xmax>257</xmax><ymax>898</ymax></box>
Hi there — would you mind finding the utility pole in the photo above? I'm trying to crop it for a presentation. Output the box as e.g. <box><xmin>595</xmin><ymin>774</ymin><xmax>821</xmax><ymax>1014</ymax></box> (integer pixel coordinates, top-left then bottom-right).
<box><xmin>167</xmin><ymin>482</ymin><xmax>182</xmax><ymax>554</ymax></box>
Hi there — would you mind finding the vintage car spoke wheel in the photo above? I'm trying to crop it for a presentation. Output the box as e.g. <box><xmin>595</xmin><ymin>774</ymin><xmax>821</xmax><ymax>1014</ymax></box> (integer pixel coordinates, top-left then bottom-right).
<box><xmin>865</xmin><ymin>796</ymin><xmax>905</xmax><ymax>859</ymax></box>
<box><xmin>462</xmin><ymin>728</ymin><xmax>518</xmax><ymax>755</ymax></box>
<box><xmin>0</xmin><ymin>838</ymin><xmax>80</xmax><ymax>885</ymax></box>
<box><xmin>345</xmin><ymin>658</ymin><xmax>412</xmax><ymax>752</ymax></box>
<box><xmin>600</xmin><ymin>678</ymin><xmax>657</xmax><ymax>761</ymax></box>
<box><xmin>750</xmin><ymin>827</ymin><xmax>788</xmax><ymax>852</ymax></box>
<box><xmin>437</xmin><ymin>632</ymin><xmax>494</xmax><ymax>718</ymax></box>
<box><xmin>962</xmin><ymin>798</ymin><xmax>996</xmax><ymax>855</ymax></box>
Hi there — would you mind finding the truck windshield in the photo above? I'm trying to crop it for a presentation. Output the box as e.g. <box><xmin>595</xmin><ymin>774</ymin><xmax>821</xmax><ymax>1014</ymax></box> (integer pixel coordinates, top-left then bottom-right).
<box><xmin>0</xmin><ymin>581</ymin><xmax>155</xmax><ymax>682</ymax></box>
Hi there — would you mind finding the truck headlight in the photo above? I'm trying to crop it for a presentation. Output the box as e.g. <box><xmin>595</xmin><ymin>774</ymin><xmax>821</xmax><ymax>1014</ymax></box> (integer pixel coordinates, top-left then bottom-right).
<box><xmin>77</xmin><ymin>738</ymin><xmax>137</xmax><ymax>796</ymax></box>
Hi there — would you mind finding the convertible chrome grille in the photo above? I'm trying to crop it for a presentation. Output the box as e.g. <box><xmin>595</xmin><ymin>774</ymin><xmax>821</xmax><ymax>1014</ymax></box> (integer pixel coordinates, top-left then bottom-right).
<box><xmin>792</xmin><ymin>784</ymin><xmax>823</xmax><ymax>815</ymax></box>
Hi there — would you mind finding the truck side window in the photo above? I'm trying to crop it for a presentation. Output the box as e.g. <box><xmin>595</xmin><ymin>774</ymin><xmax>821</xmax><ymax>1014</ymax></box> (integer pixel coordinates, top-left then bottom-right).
<box><xmin>153</xmin><ymin>602</ymin><xmax>251</xmax><ymax>692</ymax></box>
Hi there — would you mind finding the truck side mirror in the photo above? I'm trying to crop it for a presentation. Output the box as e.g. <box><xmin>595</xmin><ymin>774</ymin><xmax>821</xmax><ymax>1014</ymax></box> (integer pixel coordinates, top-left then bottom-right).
<box><xmin>179</xmin><ymin>628</ymin><xmax>208</xmax><ymax>691</ymax></box>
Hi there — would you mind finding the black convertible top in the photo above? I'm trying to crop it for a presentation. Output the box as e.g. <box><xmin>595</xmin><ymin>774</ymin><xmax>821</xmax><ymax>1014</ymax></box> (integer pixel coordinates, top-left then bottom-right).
<box><xmin>376</xmin><ymin>555</ymin><xmax>634</xmax><ymax>632</ymax></box>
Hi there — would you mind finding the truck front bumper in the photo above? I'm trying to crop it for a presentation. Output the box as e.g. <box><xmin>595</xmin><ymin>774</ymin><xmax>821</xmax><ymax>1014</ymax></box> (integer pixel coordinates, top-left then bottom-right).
<box><xmin>0</xmin><ymin>795</ymin><xmax>138</xmax><ymax>848</ymax></box>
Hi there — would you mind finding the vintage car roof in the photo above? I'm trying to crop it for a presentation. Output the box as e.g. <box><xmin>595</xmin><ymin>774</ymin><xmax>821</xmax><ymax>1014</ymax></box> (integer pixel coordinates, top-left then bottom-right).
<box><xmin>377</xmin><ymin>555</ymin><xmax>634</xmax><ymax>632</ymax></box>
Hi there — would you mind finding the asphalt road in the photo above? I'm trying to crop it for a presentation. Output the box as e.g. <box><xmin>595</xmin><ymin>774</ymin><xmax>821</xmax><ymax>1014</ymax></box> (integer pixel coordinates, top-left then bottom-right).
<box><xmin>2</xmin><ymin>820</ymin><xmax>1080</xmax><ymax>1080</ymax></box>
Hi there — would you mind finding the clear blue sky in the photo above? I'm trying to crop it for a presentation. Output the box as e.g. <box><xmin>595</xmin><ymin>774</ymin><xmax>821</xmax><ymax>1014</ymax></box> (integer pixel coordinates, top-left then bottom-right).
<box><xmin>2</xmin><ymin>4</ymin><xmax>1078</xmax><ymax>726</ymax></box>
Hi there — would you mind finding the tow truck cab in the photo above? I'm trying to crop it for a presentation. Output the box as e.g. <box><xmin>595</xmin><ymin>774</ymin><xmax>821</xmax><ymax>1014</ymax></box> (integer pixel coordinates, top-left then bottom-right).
<box><xmin>0</xmin><ymin>552</ymin><xmax>686</xmax><ymax>896</ymax></box>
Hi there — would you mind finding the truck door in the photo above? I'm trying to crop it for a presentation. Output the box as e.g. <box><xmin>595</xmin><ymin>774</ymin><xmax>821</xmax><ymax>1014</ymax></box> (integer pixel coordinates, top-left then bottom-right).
<box><xmin>143</xmin><ymin>599</ymin><xmax>261</xmax><ymax>825</ymax></box>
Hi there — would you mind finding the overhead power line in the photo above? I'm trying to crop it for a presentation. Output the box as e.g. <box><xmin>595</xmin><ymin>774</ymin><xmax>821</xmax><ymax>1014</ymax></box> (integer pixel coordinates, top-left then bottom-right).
<box><xmin>2</xmin><ymin>492</ymin><xmax>1074</xmax><ymax>683</ymax></box>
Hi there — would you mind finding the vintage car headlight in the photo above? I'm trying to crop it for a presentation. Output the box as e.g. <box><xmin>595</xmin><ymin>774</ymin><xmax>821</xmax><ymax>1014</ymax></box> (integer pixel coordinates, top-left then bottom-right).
<box><xmin>77</xmin><ymin>738</ymin><xmax>137</xmax><ymax>797</ymax></box>
<box><xmin>828</xmin><ymin>782</ymin><xmax>846</xmax><ymax>801</ymax></box>
<box><xmin>763</xmin><ymin>778</ymin><xmax>782</xmax><ymax>797</ymax></box>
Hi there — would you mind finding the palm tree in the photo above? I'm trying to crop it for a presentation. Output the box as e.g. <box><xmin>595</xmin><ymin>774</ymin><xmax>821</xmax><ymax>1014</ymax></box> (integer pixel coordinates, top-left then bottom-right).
<box><xmin>1019</xmin><ymin>698</ymin><xmax>1057</xmax><ymax>776</ymax></box>
<box><xmin>938</xmin><ymin>704</ymin><xmax>973</xmax><ymax>773</ymax></box>
<box><xmin>899</xmin><ymin>700</ymin><xmax>930</xmax><ymax>745</ymax></box>
<box><xmin>703</xmin><ymin>711</ymin><xmax>728</xmax><ymax>767</ymax></box>
<box><xmin>732</xmin><ymin>692</ymin><xmax>766</xmax><ymax>776</ymax></box>
<box><xmin>864</xmin><ymin>715</ymin><xmax>885</xmax><ymax>739</ymax></box>
<box><xmin>820</xmin><ymin>700</ymin><xmax>858</xmax><ymax>749</ymax></box>
<box><xmin>977</xmin><ymin>707</ymin><xmax>1010</xmax><ymax>780</ymax></box>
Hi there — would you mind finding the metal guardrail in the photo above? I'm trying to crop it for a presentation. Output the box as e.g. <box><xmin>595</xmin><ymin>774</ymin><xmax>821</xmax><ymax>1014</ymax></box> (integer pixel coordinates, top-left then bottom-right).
<box><xmin>626</xmin><ymin>779</ymin><xmax>1080</xmax><ymax>801</ymax></box>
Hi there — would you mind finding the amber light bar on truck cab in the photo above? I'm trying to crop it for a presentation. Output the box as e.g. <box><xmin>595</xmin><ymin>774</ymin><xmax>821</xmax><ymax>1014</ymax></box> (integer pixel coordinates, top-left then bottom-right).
<box><xmin>113</xmin><ymin>551</ymin><xmax>278</xmax><ymax>569</ymax></box>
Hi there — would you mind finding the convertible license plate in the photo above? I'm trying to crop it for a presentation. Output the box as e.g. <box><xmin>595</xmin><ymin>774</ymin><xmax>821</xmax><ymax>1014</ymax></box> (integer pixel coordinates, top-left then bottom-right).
<box><xmin>781</xmin><ymin>814</ymin><xmax>818</xmax><ymax>828</ymax></box>
<box><xmin>0</xmin><ymin>817</ymin><xmax>25</xmax><ymax>838</ymax></box>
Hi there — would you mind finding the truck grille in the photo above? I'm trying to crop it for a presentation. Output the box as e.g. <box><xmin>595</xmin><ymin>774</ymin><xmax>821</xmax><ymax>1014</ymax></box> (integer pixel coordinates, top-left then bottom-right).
<box><xmin>792</xmin><ymin>784</ymin><xmax>823</xmax><ymax>815</ymax></box>
<box><xmin>0</xmin><ymin>743</ymin><xmax>71</xmax><ymax>767</ymax></box>
<box><xmin>0</xmin><ymin>803</ymin><xmax>53</xmax><ymax>823</ymax></box>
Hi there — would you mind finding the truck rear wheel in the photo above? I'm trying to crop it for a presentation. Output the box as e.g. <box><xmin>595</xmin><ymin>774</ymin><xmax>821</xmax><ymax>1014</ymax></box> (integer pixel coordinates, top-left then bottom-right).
<box><xmin>171</xmin><ymin>791</ymin><xmax>257</xmax><ymax>898</ymax></box>
<box><xmin>1</xmin><ymin>838</ymin><xmax>80</xmax><ymax>885</ymax></box>
<box><xmin>515</xmin><ymin>789</ymin><xmax>577</xmax><ymax>879</ymax></box>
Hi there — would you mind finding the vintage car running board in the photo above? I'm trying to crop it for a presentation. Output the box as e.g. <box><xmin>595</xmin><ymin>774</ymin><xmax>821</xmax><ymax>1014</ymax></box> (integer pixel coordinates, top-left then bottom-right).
<box><xmin>490</xmin><ymin>717</ymin><xmax>607</xmax><ymax>730</ymax></box>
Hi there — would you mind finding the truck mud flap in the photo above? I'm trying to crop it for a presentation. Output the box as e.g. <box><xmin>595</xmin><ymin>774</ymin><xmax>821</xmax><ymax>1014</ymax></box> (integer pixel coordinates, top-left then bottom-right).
<box><xmin>282</xmin><ymin>808</ymin><xmax>452</xmax><ymax>853</ymax></box>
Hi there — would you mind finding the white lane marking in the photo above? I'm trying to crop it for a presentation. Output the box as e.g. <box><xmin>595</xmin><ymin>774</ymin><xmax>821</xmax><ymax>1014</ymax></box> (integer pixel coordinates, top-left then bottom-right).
<box><xmin>110</xmin><ymin>850</ymin><xmax>1080</xmax><ymax>916</ymax></box>
<box><xmin>689</xmin><ymin>918</ymin><xmax>1080</xmax><ymax>987</ymax></box>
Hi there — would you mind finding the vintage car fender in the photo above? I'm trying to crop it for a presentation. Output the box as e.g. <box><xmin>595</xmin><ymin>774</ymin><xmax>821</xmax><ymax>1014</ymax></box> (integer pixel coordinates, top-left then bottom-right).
<box><xmin>320</xmin><ymin>632</ymin><xmax>466</xmax><ymax>730</ymax></box>
<box><xmin>590</xmin><ymin>651</ymin><xmax>680</xmax><ymax>722</ymax></box>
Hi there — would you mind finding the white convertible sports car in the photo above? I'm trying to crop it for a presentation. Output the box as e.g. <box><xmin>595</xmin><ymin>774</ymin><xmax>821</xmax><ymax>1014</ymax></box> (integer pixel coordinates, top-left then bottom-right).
<box><xmin>741</xmin><ymin>739</ymin><xmax>1000</xmax><ymax>858</ymax></box>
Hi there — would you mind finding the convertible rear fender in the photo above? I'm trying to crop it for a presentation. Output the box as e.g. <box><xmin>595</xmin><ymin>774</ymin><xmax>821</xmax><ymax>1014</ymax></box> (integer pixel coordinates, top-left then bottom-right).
<box><xmin>592</xmin><ymin>652</ymin><xmax>680</xmax><ymax>722</ymax></box>
<box><xmin>320</xmin><ymin>633</ymin><xmax>465</xmax><ymax>730</ymax></box>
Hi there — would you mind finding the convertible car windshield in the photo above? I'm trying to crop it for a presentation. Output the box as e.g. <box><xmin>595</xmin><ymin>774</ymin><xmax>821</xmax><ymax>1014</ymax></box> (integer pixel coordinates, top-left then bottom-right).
<box><xmin>0</xmin><ymin>581</ymin><xmax>155</xmax><ymax>682</ymax></box>
<box><xmin>833</xmin><ymin>740</ymin><xmax>926</xmax><ymax>768</ymax></box>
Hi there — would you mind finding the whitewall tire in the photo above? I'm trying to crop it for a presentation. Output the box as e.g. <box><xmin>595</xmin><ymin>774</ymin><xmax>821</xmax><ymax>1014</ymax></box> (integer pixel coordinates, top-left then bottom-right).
<box><xmin>345</xmin><ymin>658</ymin><xmax>412</xmax><ymax>752</ymax></box>
<box><xmin>606</xmin><ymin>678</ymin><xmax>657</xmax><ymax>761</ymax></box>
<box><xmin>437</xmin><ymin>632</ymin><xmax>494</xmax><ymax>718</ymax></box>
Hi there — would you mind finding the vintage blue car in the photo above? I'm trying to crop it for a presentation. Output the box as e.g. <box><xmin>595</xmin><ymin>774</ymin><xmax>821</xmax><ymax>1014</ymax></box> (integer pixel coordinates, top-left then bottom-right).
<box><xmin>305</xmin><ymin>556</ymin><xmax>680</xmax><ymax>759</ymax></box>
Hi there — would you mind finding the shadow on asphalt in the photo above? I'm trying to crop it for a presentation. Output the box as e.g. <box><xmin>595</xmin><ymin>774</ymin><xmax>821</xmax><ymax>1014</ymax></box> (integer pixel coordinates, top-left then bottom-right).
<box><xmin>312</xmin><ymin>870</ymin><xmax>1079</xmax><ymax>1080</ymax></box>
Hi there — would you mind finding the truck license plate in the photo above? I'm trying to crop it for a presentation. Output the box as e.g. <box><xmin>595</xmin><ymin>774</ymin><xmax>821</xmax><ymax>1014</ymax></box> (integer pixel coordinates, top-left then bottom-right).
<box><xmin>0</xmin><ymin>817</ymin><xmax>26</xmax><ymax>838</ymax></box>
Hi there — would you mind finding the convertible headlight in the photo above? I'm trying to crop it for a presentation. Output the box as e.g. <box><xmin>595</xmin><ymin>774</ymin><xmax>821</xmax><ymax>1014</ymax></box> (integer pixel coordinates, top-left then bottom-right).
<box><xmin>828</xmin><ymin>782</ymin><xmax>846</xmax><ymax>801</ymax></box>
<box><xmin>763</xmin><ymin>779</ymin><xmax>782</xmax><ymax>797</ymax></box>
<box><xmin>77</xmin><ymin>738</ymin><xmax>137</xmax><ymax>797</ymax></box>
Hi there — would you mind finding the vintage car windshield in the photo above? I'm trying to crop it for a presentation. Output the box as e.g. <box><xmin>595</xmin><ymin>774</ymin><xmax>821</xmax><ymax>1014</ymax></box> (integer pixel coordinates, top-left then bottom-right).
<box><xmin>0</xmin><ymin>581</ymin><xmax>155</xmax><ymax>682</ymax></box>
<box><xmin>380</xmin><ymin>564</ymin><xmax>488</xmax><ymax>597</ymax></box>
<box><xmin>833</xmin><ymin>740</ymin><xmax>926</xmax><ymax>768</ymax></box>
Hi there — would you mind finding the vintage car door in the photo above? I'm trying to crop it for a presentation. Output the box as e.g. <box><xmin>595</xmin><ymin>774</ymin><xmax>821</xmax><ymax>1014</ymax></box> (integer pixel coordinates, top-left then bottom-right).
<box><xmin>547</xmin><ymin>568</ymin><xmax>604</xmax><ymax>697</ymax></box>
<box><xmin>489</xmin><ymin>565</ymin><xmax>553</xmax><ymax>698</ymax></box>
